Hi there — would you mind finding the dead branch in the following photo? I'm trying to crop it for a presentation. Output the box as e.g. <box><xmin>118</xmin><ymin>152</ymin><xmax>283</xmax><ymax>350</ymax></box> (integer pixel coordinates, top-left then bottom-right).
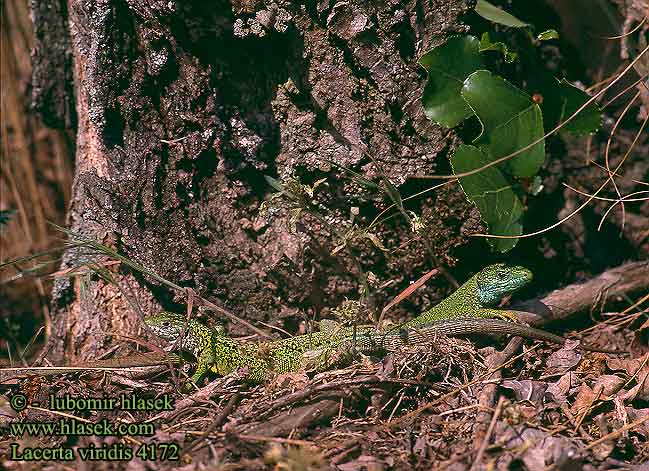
<box><xmin>513</xmin><ymin>260</ymin><xmax>649</xmax><ymax>326</ymax></box>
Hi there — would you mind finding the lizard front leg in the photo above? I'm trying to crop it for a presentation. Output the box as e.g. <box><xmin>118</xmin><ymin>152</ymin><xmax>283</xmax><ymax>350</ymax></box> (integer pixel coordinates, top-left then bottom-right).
<box><xmin>181</xmin><ymin>350</ymin><xmax>215</xmax><ymax>391</ymax></box>
<box><xmin>473</xmin><ymin>307</ymin><xmax>519</xmax><ymax>323</ymax></box>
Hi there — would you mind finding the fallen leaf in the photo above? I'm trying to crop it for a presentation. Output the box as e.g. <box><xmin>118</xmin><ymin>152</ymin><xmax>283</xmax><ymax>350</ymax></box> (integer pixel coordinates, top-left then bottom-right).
<box><xmin>624</xmin><ymin>407</ymin><xmax>649</xmax><ymax>438</ymax></box>
<box><xmin>376</xmin><ymin>354</ymin><xmax>395</xmax><ymax>380</ymax></box>
<box><xmin>501</xmin><ymin>380</ymin><xmax>547</xmax><ymax>404</ymax></box>
<box><xmin>545</xmin><ymin>372</ymin><xmax>575</xmax><ymax>403</ymax></box>
<box><xmin>571</xmin><ymin>383</ymin><xmax>596</xmax><ymax>417</ymax></box>
<box><xmin>606</xmin><ymin>358</ymin><xmax>644</xmax><ymax>376</ymax></box>
<box><xmin>592</xmin><ymin>375</ymin><xmax>625</xmax><ymax>397</ymax></box>
<box><xmin>545</xmin><ymin>347</ymin><xmax>581</xmax><ymax>375</ymax></box>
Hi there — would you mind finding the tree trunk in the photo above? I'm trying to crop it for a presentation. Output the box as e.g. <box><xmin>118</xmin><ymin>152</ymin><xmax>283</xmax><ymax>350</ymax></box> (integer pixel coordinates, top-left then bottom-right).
<box><xmin>33</xmin><ymin>0</ymin><xmax>477</xmax><ymax>362</ymax></box>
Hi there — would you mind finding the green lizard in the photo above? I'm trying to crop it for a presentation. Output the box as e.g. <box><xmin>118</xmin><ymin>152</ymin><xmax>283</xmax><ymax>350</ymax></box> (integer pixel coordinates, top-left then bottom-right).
<box><xmin>144</xmin><ymin>264</ymin><xmax>535</xmax><ymax>386</ymax></box>
<box><xmin>144</xmin><ymin>311</ymin><xmax>614</xmax><ymax>388</ymax></box>
<box><xmin>400</xmin><ymin>263</ymin><xmax>532</xmax><ymax>328</ymax></box>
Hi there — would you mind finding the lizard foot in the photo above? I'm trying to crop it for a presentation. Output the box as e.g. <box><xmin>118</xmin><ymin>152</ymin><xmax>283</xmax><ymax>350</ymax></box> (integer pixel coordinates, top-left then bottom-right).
<box><xmin>493</xmin><ymin>310</ymin><xmax>520</xmax><ymax>323</ymax></box>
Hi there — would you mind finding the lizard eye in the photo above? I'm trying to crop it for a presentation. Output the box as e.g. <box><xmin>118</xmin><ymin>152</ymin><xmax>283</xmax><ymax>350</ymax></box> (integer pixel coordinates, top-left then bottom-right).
<box><xmin>162</xmin><ymin>320</ymin><xmax>171</xmax><ymax>327</ymax></box>
<box><xmin>497</xmin><ymin>271</ymin><xmax>507</xmax><ymax>278</ymax></box>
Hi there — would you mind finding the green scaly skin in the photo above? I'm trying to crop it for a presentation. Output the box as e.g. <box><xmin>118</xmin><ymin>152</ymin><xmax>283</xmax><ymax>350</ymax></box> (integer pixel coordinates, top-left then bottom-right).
<box><xmin>144</xmin><ymin>313</ymin><xmax>385</xmax><ymax>385</ymax></box>
<box><xmin>401</xmin><ymin>263</ymin><xmax>532</xmax><ymax>328</ymax></box>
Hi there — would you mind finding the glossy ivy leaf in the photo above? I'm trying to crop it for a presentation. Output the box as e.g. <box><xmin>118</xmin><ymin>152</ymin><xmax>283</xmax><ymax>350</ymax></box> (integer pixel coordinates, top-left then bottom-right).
<box><xmin>488</xmin><ymin>105</ymin><xmax>545</xmax><ymax>177</ymax></box>
<box><xmin>555</xmin><ymin>79</ymin><xmax>601</xmax><ymax>135</ymax></box>
<box><xmin>479</xmin><ymin>32</ymin><xmax>517</xmax><ymax>63</ymax></box>
<box><xmin>474</xmin><ymin>0</ymin><xmax>528</xmax><ymax>28</ymax></box>
<box><xmin>462</xmin><ymin>70</ymin><xmax>531</xmax><ymax>134</ymax></box>
<box><xmin>462</xmin><ymin>70</ymin><xmax>545</xmax><ymax>178</ymax></box>
<box><xmin>451</xmin><ymin>145</ymin><xmax>522</xmax><ymax>252</ymax></box>
<box><xmin>537</xmin><ymin>29</ymin><xmax>559</xmax><ymax>41</ymax></box>
<box><xmin>420</xmin><ymin>36</ymin><xmax>485</xmax><ymax>127</ymax></box>
<box><xmin>528</xmin><ymin>74</ymin><xmax>601</xmax><ymax>136</ymax></box>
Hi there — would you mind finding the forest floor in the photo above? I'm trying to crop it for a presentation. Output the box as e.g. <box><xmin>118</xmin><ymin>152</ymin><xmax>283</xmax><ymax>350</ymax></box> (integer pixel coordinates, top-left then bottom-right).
<box><xmin>2</xmin><ymin>262</ymin><xmax>649</xmax><ymax>471</ymax></box>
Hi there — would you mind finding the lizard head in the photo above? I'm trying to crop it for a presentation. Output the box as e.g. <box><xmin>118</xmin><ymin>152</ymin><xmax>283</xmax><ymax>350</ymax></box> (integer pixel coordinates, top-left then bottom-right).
<box><xmin>145</xmin><ymin>312</ymin><xmax>226</xmax><ymax>341</ymax></box>
<box><xmin>144</xmin><ymin>312</ymin><xmax>188</xmax><ymax>341</ymax></box>
<box><xmin>475</xmin><ymin>263</ymin><xmax>533</xmax><ymax>306</ymax></box>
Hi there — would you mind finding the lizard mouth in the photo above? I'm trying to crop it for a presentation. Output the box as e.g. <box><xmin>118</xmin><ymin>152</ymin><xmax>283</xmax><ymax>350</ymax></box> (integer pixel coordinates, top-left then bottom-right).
<box><xmin>507</xmin><ymin>267</ymin><xmax>533</xmax><ymax>290</ymax></box>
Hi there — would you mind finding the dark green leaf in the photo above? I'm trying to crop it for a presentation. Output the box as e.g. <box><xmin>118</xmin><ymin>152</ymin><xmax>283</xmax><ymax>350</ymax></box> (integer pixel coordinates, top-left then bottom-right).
<box><xmin>420</xmin><ymin>36</ymin><xmax>485</xmax><ymax>127</ymax></box>
<box><xmin>475</xmin><ymin>0</ymin><xmax>528</xmax><ymax>28</ymax></box>
<box><xmin>451</xmin><ymin>145</ymin><xmax>523</xmax><ymax>252</ymax></box>
<box><xmin>488</xmin><ymin>105</ymin><xmax>545</xmax><ymax>177</ymax></box>
<box><xmin>556</xmin><ymin>79</ymin><xmax>601</xmax><ymax>135</ymax></box>
<box><xmin>527</xmin><ymin>74</ymin><xmax>601</xmax><ymax>136</ymax></box>
<box><xmin>462</xmin><ymin>70</ymin><xmax>532</xmax><ymax>136</ymax></box>
<box><xmin>479</xmin><ymin>32</ymin><xmax>517</xmax><ymax>63</ymax></box>
<box><xmin>461</xmin><ymin>70</ymin><xmax>545</xmax><ymax>177</ymax></box>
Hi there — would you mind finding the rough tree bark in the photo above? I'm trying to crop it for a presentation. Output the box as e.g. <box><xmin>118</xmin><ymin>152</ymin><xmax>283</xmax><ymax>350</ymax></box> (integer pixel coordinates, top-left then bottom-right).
<box><xmin>31</xmin><ymin>0</ymin><xmax>485</xmax><ymax>362</ymax></box>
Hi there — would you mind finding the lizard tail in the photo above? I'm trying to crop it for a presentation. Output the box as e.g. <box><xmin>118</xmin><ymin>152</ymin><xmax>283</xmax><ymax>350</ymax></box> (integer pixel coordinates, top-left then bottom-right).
<box><xmin>380</xmin><ymin>318</ymin><xmax>622</xmax><ymax>353</ymax></box>
<box><xmin>380</xmin><ymin>318</ymin><xmax>567</xmax><ymax>350</ymax></box>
